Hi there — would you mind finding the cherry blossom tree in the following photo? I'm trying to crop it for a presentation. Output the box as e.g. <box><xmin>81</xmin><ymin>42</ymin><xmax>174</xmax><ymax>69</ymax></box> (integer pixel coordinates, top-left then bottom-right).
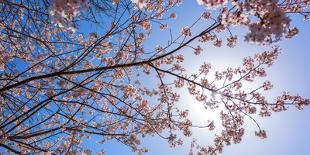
<box><xmin>0</xmin><ymin>0</ymin><xmax>309</xmax><ymax>154</ymax></box>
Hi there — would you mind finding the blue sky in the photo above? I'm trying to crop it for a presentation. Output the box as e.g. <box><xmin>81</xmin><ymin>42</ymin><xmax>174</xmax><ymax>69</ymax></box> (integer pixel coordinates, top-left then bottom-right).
<box><xmin>93</xmin><ymin>1</ymin><xmax>310</xmax><ymax>154</ymax></box>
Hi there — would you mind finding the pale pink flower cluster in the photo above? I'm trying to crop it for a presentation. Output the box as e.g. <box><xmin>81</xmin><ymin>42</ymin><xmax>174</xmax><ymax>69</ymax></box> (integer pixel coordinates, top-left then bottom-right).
<box><xmin>197</xmin><ymin>0</ymin><xmax>304</xmax><ymax>44</ymax></box>
<box><xmin>49</xmin><ymin>0</ymin><xmax>88</xmax><ymax>31</ymax></box>
<box><xmin>181</xmin><ymin>26</ymin><xmax>192</xmax><ymax>36</ymax></box>
<box><xmin>139</xmin><ymin>20</ymin><xmax>151</xmax><ymax>30</ymax></box>
<box><xmin>286</xmin><ymin>27</ymin><xmax>299</xmax><ymax>39</ymax></box>
<box><xmin>199</xmin><ymin>62</ymin><xmax>211</xmax><ymax>75</ymax></box>
<box><xmin>226</xmin><ymin>36</ymin><xmax>237</xmax><ymax>48</ymax></box>
<box><xmin>170</xmin><ymin>13</ymin><xmax>177</xmax><ymax>19</ymax></box>
<box><xmin>202</xmin><ymin>11</ymin><xmax>211</xmax><ymax>20</ymax></box>
<box><xmin>254</xmin><ymin>47</ymin><xmax>280</xmax><ymax>67</ymax></box>
<box><xmin>220</xmin><ymin>8</ymin><xmax>250</xmax><ymax>26</ymax></box>
<box><xmin>130</xmin><ymin>0</ymin><xmax>148</xmax><ymax>9</ymax></box>
<box><xmin>174</xmin><ymin>78</ymin><xmax>185</xmax><ymax>88</ymax></box>
<box><xmin>255</xmin><ymin>130</ymin><xmax>267</xmax><ymax>138</ymax></box>
<box><xmin>0</xmin><ymin>45</ymin><xmax>9</xmax><ymax>71</ymax></box>
<box><xmin>262</xmin><ymin>81</ymin><xmax>273</xmax><ymax>90</ymax></box>
<box><xmin>194</xmin><ymin>46</ymin><xmax>203</xmax><ymax>55</ymax></box>
<box><xmin>197</xmin><ymin>0</ymin><xmax>228</xmax><ymax>8</ymax></box>
<box><xmin>244</xmin><ymin>0</ymin><xmax>292</xmax><ymax>43</ymax></box>
<box><xmin>199</xmin><ymin>33</ymin><xmax>215</xmax><ymax>42</ymax></box>
<box><xmin>213</xmin><ymin>39</ymin><xmax>222</xmax><ymax>47</ymax></box>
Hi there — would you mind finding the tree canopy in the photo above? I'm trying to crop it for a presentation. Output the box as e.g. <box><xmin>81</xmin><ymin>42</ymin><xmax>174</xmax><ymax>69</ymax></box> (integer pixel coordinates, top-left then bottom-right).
<box><xmin>0</xmin><ymin>0</ymin><xmax>309</xmax><ymax>154</ymax></box>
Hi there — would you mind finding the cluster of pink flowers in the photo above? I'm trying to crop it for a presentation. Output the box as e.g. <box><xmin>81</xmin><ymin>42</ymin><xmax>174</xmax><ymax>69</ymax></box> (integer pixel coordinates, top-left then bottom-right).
<box><xmin>197</xmin><ymin>0</ymin><xmax>228</xmax><ymax>8</ymax></box>
<box><xmin>244</xmin><ymin>0</ymin><xmax>292</xmax><ymax>43</ymax></box>
<box><xmin>130</xmin><ymin>0</ymin><xmax>148</xmax><ymax>9</ymax></box>
<box><xmin>194</xmin><ymin>46</ymin><xmax>203</xmax><ymax>55</ymax></box>
<box><xmin>220</xmin><ymin>8</ymin><xmax>250</xmax><ymax>26</ymax></box>
<box><xmin>181</xmin><ymin>26</ymin><xmax>192</xmax><ymax>36</ymax></box>
<box><xmin>255</xmin><ymin>130</ymin><xmax>267</xmax><ymax>138</ymax></box>
<box><xmin>196</xmin><ymin>0</ymin><xmax>307</xmax><ymax>44</ymax></box>
<box><xmin>0</xmin><ymin>45</ymin><xmax>10</xmax><ymax>71</ymax></box>
<box><xmin>254</xmin><ymin>47</ymin><xmax>280</xmax><ymax>67</ymax></box>
<box><xmin>226</xmin><ymin>36</ymin><xmax>237</xmax><ymax>48</ymax></box>
<box><xmin>49</xmin><ymin>0</ymin><xmax>88</xmax><ymax>31</ymax></box>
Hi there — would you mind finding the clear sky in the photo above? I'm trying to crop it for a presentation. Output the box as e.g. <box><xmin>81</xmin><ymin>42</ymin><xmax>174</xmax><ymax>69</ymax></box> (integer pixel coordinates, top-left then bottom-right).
<box><xmin>94</xmin><ymin>1</ymin><xmax>310</xmax><ymax>154</ymax></box>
